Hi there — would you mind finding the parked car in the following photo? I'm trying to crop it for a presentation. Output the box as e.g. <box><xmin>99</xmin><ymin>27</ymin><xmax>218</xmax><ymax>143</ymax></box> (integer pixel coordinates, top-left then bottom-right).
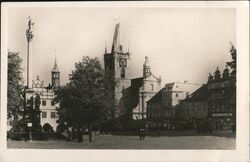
<box><xmin>196</xmin><ymin>120</ymin><xmax>213</xmax><ymax>133</ymax></box>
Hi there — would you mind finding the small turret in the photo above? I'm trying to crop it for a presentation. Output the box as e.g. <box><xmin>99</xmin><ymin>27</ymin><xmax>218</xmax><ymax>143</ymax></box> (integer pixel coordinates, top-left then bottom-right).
<box><xmin>214</xmin><ymin>67</ymin><xmax>221</xmax><ymax>81</ymax></box>
<box><xmin>223</xmin><ymin>65</ymin><xmax>229</xmax><ymax>79</ymax></box>
<box><xmin>143</xmin><ymin>56</ymin><xmax>151</xmax><ymax>78</ymax></box>
<box><xmin>51</xmin><ymin>55</ymin><xmax>60</xmax><ymax>90</ymax></box>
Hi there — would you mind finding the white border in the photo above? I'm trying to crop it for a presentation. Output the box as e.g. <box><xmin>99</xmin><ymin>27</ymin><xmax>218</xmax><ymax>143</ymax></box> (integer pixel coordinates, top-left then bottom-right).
<box><xmin>1</xmin><ymin>1</ymin><xmax>249</xmax><ymax>162</ymax></box>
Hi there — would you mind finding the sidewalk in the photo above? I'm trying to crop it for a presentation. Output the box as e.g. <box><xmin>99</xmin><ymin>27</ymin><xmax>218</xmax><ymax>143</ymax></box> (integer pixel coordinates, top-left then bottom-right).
<box><xmin>112</xmin><ymin>130</ymin><xmax>236</xmax><ymax>137</ymax></box>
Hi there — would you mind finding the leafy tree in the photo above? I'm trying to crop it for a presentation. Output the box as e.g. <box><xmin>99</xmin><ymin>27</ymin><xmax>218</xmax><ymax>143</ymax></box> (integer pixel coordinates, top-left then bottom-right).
<box><xmin>227</xmin><ymin>42</ymin><xmax>236</xmax><ymax>71</ymax></box>
<box><xmin>56</xmin><ymin>56</ymin><xmax>116</xmax><ymax>142</ymax></box>
<box><xmin>25</xmin><ymin>94</ymin><xmax>42</xmax><ymax>132</ymax></box>
<box><xmin>7</xmin><ymin>51</ymin><xmax>23</xmax><ymax>122</ymax></box>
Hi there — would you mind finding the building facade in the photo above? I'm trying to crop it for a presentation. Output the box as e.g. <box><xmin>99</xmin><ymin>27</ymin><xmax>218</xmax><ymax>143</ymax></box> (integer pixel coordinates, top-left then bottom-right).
<box><xmin>132</xmin><ymin>56</ymin><xmax>161</xmax><ymax>119</ymax></box>
<box><xmin>104</xmin><ymin>23</ymin><xmax>131</xmax><ymax>115</ymax></box>
<box><xmin>30</xmin><ymin>59</ymin><xmax>60</xmax><ymax>131</ymax></box>
<box><xmin>207</xmin><ymin>66</ymin><xmax>236</xmax><ymax>130</ymax></box>
<box><xmin>104</xmin><ymin>23</ymin><xmax>161</xmax><ymax>120</ymax></box>
<box><xmin>176</xmin><ymin>85</ymin><xmax>209</xmax><ymax>122</ymax></box>
<box><xmin>147</xmin><ymin>82</ymin><xmax>200</xmax><ymax>129</ymax></box>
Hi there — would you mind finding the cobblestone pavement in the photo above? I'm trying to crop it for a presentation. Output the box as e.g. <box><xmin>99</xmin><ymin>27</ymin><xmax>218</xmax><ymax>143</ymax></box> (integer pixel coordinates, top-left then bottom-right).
<box><xmin>7</xmin><ymin>135</ymin><xmax>235</xmax><ymax>149</ymax></box>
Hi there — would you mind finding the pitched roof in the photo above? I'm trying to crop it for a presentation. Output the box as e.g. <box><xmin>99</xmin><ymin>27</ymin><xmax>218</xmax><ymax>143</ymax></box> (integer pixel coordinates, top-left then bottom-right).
<box><xmin>147</xmin><ymin>88</ymin><xmax>164</xmax><ymax>103</ymax></box>
<box><xmin>183</xmin><ymin>84</ymin><xmax>208</xmax><ymax>102</ymax></box>
<box><xmin>131</xmin><ymin>77</ymin><xmax>143</xmax><ymax>92</ymax></box>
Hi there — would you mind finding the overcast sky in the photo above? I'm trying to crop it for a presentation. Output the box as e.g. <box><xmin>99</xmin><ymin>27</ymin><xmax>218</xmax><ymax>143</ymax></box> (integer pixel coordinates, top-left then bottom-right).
<box><xmin>7</xmin><ymin>7</ymin><xmax>236</xmax><ymax>86</ymax></box>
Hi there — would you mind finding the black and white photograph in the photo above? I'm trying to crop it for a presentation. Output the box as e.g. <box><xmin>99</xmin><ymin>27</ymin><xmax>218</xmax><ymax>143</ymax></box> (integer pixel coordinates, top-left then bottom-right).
<box><xmin>1</xmin><ymin>1</ymin><xmax>249</xmax><ymax>162</ymax></box>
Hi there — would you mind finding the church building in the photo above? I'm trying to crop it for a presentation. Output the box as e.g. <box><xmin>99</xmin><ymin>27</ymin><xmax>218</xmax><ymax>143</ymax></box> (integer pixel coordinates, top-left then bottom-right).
<box><xmin>104</xmin><ymin>23</ymin><xmax>161</xmax><ymax>120</ymax></box>
<box><xmin>104</xmin><ymin>23</ymin><xmax>132</xmax><ymax>115</ymax></box>
<box><xmin>131</xmin><ymin>56</ymin><xmax>161</xmax><ymax>119</ymax></box>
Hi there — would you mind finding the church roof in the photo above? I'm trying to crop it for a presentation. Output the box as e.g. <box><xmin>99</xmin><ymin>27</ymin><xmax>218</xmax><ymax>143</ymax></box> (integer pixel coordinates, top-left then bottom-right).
<box><xmin>52</xmin><ymin>59</ymin><xmax>59</xmax><ymax>72</ymax></box>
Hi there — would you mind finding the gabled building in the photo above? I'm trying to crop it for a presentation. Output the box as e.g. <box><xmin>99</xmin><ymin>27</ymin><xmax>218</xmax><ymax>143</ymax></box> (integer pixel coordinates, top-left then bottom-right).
<box><xmin>131</xmin><ymin>56</ymin><xmax>161</xmax><ymax>119</ymax></box>
<box><xmin>30</xmin><ymin>59</ymin><xmax>60</xmax><ymax>131</ymax></box>
<box><xmin>146</xmin><ymin>82</ymin><xmax>200</xmax><ymax>129</ymax></box>
<box><xmin>207</xmin><ymin>66</ymin><xmax>236</xmax><ymax>130</ymax></box>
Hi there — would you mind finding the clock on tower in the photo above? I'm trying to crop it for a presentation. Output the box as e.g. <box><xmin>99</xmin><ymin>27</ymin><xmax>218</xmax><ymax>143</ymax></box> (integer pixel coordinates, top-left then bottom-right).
<box><xmin>119</xmin><ymin>58</ymin><xmax>127</xmax><ymax>67</ymax></box>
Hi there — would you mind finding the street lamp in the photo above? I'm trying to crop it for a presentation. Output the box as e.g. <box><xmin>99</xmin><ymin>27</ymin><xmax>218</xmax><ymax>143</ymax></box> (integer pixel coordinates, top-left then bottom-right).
<box><xmin>27</xmin><ymin>122</ymin><xmax>32</xmax><ymax>141</ymax></box>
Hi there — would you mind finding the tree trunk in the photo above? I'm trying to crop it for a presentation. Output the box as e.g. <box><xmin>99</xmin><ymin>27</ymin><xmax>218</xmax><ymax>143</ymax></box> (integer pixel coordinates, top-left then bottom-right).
<box><xmin>77</xmin><ymin>127</ymin><xmax>83</xmax><ymax>142</ymax></box>
<box><xmin>88</xmin><ymin>125</ymin><xmax>92</xmax><ymax>142</ymax></box>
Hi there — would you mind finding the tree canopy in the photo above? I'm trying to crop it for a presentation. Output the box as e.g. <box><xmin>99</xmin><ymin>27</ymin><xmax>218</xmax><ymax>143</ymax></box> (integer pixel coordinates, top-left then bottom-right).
<box><xmin>8</xmin><ymin>51</ymin><xmax>23</xmax><ymax>118</ymax></box>
<box><xmin>55</xmin><ymin>56</ymin><xmax>116</xmax><ymax>142</ymax></box>
<box><xmin>227</xmin><ymin>42</ymin><xmax>236</xmax><ymax>71</ymax></box>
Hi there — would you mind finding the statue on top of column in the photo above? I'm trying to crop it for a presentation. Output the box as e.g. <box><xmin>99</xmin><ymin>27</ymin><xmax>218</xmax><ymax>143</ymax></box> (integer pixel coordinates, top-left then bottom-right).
<box><xmin>26</xmin><ymin>16</ymin><xmax>35</xmax><ymax>42</ymax></box>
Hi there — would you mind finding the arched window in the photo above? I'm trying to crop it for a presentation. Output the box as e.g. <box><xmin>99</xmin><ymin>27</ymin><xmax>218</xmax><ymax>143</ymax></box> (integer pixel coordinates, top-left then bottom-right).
<box><xmin>121</xmin><ymin>68</ymin><xmax>125</xmax><ymax>78</ymax></box>
<box><xmin>151</xmin><ymin>84</ymin><xmax>154</xmax><ymax>91</ymax></box>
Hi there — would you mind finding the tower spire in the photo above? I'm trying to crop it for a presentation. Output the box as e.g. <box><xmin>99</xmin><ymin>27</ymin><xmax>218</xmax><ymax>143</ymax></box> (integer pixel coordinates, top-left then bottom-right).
<box><xmin>51</xmin><ymin>50</ymin><xmax>60</xmax><ymax>89</ymax></box>
<box><xmin>111</xmin><ymin>23</ymin><xmax>120</xmax><ymax>53</ymax></box>
<box><xmin>52</xmin><ymin>49</ymin><xmax>59</xmax><ymax>72</ymax></box>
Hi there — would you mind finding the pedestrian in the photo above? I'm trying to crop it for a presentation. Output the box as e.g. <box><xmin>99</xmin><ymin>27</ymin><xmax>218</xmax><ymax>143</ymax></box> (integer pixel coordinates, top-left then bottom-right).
<box><xmin>139</xmin><ymin>128</ymin><xmax>142</xmax><ymax>140</ymax></box>
<box><xmin>142</xmin><ymin>129</ymin><xmax>146</xmax><ymax>140</ymax></box>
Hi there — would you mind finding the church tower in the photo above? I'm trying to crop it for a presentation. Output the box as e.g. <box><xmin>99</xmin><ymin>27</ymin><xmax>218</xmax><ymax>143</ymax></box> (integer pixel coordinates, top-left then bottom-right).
<box><xmin>104</xmin><ymin>23</ymin><xmax>131</xmax><ymax>115</ymax></box>
<box><xmin>143</xmin><ymin>56</ymin><xmax>151</xmax><ymax>78</ymax></box>
<box><xmin>51</xmin><ymin>57</ymin><xmax>60</xmax><ymax>90</ymax></box>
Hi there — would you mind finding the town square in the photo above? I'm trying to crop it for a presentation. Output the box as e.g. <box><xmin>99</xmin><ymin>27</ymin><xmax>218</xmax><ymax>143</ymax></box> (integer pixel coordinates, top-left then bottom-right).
<box><xmin>4</xmin><ymin>3</ymin><xmax>239</xmax><ymax>151</ymax></box>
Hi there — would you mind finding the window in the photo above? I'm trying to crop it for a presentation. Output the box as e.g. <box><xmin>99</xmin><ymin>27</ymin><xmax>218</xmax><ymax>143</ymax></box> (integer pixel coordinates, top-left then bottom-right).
<box><xmin>51</xmin><ymin>100</ymin><xmax>55</xmax><ymax>106</ymax></box>
<box><xmin>176</xmin><ymin>93</ymin><xmax>178</xmax><ymax>97</ymax></box>
<box><xmin>42</xmin><ymin>100</ymin><xmax>46</xmax><ymax>106</ymax></box>
<box><xmin>151</xmin><ymin>84</ymin><xmax>154</xmax><ymax>91</ymax></box>
<box><xmin>121</xmin><ymin>68</ymin><xmax>125</xmax><ymax>78</ymax></box>
<box><xmin>51</xmin><ymin>112</ymin><xmax>56</xmax><ymax>118</ymax></box>
<box><xmin>42</xmin><ymin>111</ymin><xmax>47</xmax><ymax>118</ymax></box>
